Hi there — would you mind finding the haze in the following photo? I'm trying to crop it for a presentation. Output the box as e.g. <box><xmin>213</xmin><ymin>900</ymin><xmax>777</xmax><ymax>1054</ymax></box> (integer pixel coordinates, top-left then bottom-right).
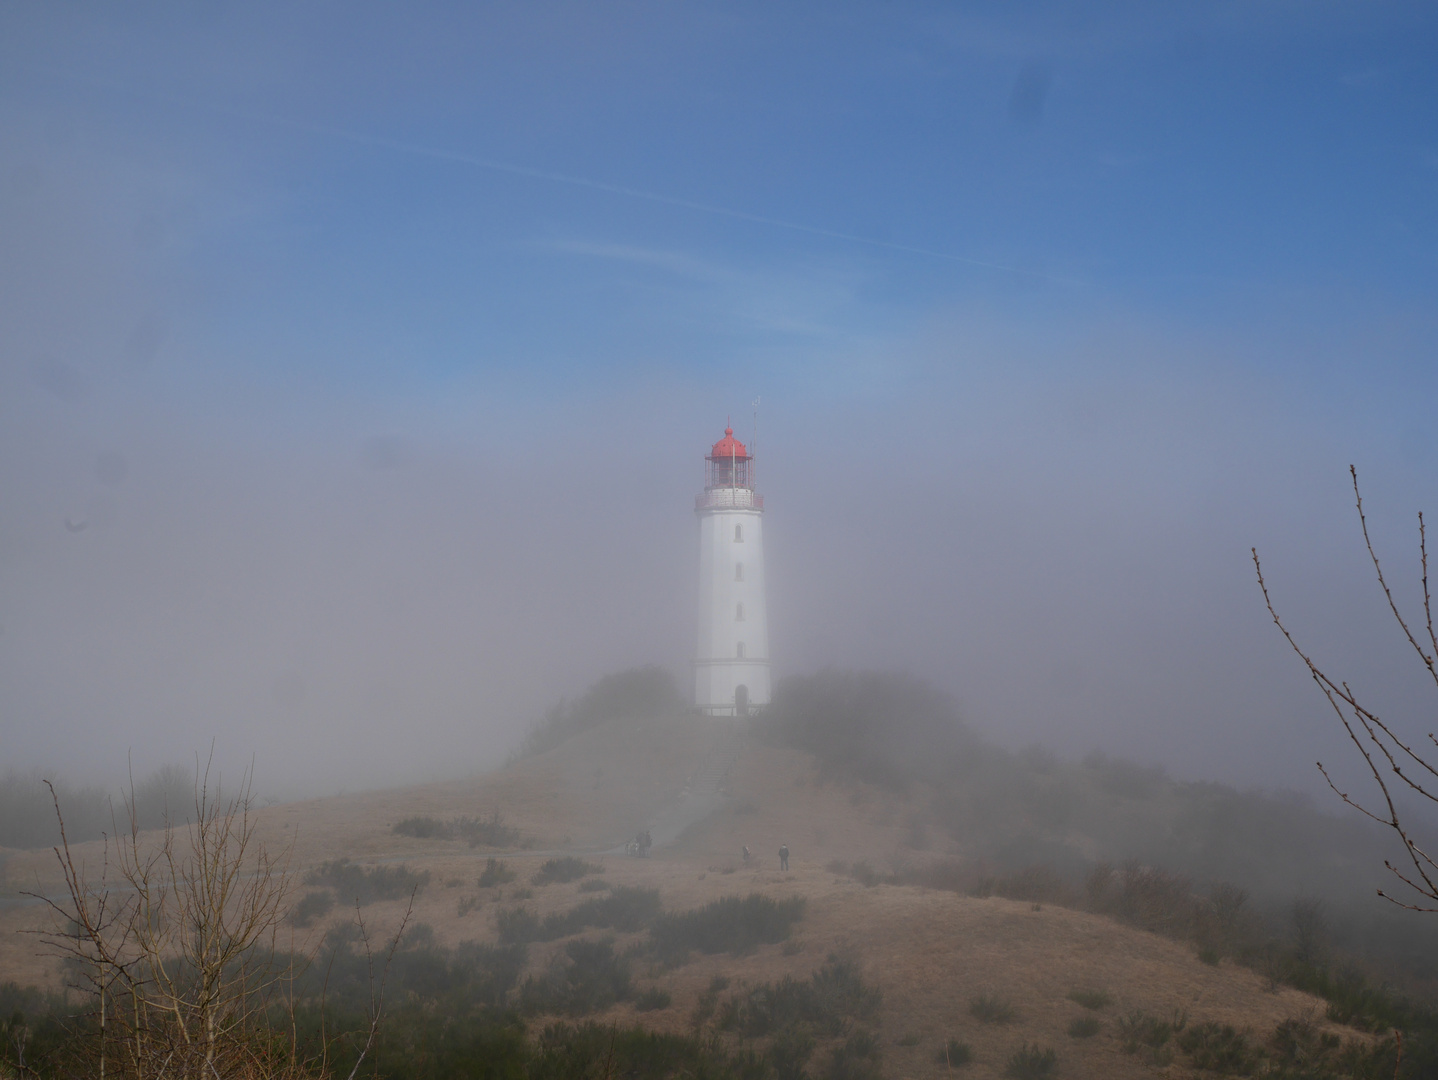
<box><xmin>2</xmin><ymin>3</ymin><xmax>1436</xmax><ymax>801</ymax></box>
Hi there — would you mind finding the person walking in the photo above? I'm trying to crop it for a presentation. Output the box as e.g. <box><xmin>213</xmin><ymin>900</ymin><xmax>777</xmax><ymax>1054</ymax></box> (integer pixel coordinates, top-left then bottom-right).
<box><xmin>779</xmin><ymin>844</ymin><xmax>789</xmax><ymax>871</ymax></box>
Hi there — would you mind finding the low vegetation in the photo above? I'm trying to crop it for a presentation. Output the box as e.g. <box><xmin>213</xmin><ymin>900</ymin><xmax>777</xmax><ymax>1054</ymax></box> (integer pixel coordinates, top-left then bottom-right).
<box><xmin>304</xmin><ymin>857</ymin><xmax>430</xmax><ymax>905</ymax></box>
<box><xmin>391</xmin><ymin>811</ymin><xmax>524</xmax><ymax>848</ymax></box>
<box><xmin>937</xmin><ymin>1038</ymin><xmax>973</xmax><ymax>1066</ymax></box>
<box><xmin>520</xmin><ymin>938</ymin><xmax>633</xmax><ymax>1016</ymax></box>
<box><xmin>1066</xmin><ymin>988</ymin><xmax>1112</xmax><ymax>1010</ymax></box>
<box><xmin>634</xmin><ymin>987</ymin><xmax>672</xmax><ymax>1012</ymax></box>
<box><xmin>1067</xmin><ymin>1016</ymin><xmax>1101</xmax><ymax>1038</ymax></box>
<box><xmin>711</xmin><ymin>955</ymin><xmax>882</xmax><ymax>1079</ymax></box>
<box><xmin>969</xmin><ymin>993</ymin><xmax>1017</xmax><ymax>1024</ymax></box>
<box><xmin>531</xmin><ymin>856</ymin><xmax>602</xmax><ymax>885</ymax></box>
<box><xmin>288</xmin><ymin>888</ymin><xmax>336</xmax><ymax>928</ymax></box>
<box><xmin>650</xmin><ymin>893</ymin><xmax>806</xmax><ymax>962</ymax></box>
<box><xmin>498</xmin><ymin>886</ymin><xmax>663</xmax><ymax>944</ymax></box>
<box><xmin>1176</xmin><ymin>1021</ymin><xmax>1261</xmax><ymax>1075</ymax></box>
<box><xmin>1003</xmin><ymin>1043</ymin><xmax>1057</xmax><ymax>1079</ymax></box>
<box><xmin>477</xmin><ymin>856</ymin><xmax>516</xmax><ymax>887</ymax></box>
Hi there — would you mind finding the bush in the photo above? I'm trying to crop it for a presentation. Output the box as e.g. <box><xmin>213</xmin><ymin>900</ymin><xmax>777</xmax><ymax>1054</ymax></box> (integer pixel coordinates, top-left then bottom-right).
<box><xmin>828</xmin><ymin>1029</ymin><xmax>882</xmax><ymax>1080</ymax></box>
<box><xmin>1177</xmin><ymin>1021</ymin><xmax>1261</xmax><ymax>1075</ymax></box>
<box><xmin>392</xmin><ymin>813</ymin><xmax>525</xmax><ymax>848</ymax></box>
<box><xmin>577</xmin><ymin>878</ymin><xmax>611</xmax><ymax>893</ymax></box>
<box><xmin>478</xmin><ymin>857</ymin><xmax>516</xmax><ymax>887</ymax></box>
<box><xmin>969</xmin><ymin>993</ymin><xmax>1017</xmax><ymax>1024</ymax></box>
<box><xmin>392</xmin><ymin>815</ymin><xmax>450</xmax><ymax>839</ymax></box>
<box><xmin>650</xmin><ymin>893</ymin><xmax>805</xmax><ymax>962</ymax></box>
<box><xmin>1003</xmin><ymin>1044</ymin><xmax>1056</xmax><ymax>1079</ymax></box>
<box><xmin>304</xmin><ymin>858</ymin><xmax>430</xmax><ymax>905</ymax></box>
<box><xmin>1068</xmin><ymin>1016</ymin><xmax>1101</xmax><ymax>1038</ymax></box>
<box><xmin>1066</xmin><ymin>988</ymin><xmax>1112</xmax><ymax>1010</ymax></box>
<box><xmin>634</xmin><ymin>987</ymin><xmax>672</xmax><ymax>1012</ymax></box>
<box><xmin>533</xmin><ymin>857</ymin><xmax>602</xmax><ymax>885</ymax></box>
<box><xmin>937</xmin><ymin>1038</ymin><xmax>973</xmax><ymax>1066</ymax></box>
<box><xmin>520</xmin><ymin>939</ymin><xmax>632</xmax><ymax>1016</ymax></box>
<box><xmin>1118</xmin><ymin>1009</ymin><xmax>1184</xmax><ymax>1054</ymax></box>
<box><xmin>500</xmin><ymin>887</ymin><xmax>663</xmax><ymax>944</ymax></box>
<box><xmin>719</xmin><ymin>955</ymin><xmax>879</xmax><ymax>1040</ymax></box>
<box><xmin>287</xmin><ymin>889</ymin><xmax>335</xmax><ymax>928</ymax></box>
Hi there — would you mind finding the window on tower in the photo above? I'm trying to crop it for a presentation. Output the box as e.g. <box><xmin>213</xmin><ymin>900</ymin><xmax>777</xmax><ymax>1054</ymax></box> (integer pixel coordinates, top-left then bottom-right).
<box><xmin>736</xmin><ymin>642</ymin><xmax>746</xmax><ymax>658</ymax></box>
<box><xmin>736</xmin><ymin>602</ymin><xmax>745</xmax><ymax>621</ymax></box>
<box><xmin>734</xmin><ymin>524</ymin><xmax>743</xmax><ymax>542</ymax></box>
<box><xmin>735</xmin><ymin>562</ymin><xmax>744</xmax><ymax>581</ymax></box>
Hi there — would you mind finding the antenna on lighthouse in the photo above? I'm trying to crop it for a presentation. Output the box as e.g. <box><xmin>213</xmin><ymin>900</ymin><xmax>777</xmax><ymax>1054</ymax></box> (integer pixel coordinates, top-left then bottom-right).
<box><xmin>751</xmin><ymin>396</ymin><xmax>761</xmax><ymax>459</ymax></box>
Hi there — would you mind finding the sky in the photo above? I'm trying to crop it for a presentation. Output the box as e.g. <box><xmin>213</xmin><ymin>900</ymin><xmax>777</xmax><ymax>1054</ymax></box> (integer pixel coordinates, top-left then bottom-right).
<box><xmin>2</xmin><ymin>1</ymin><xmax>1437</xmax><ymax>800</ymax></box>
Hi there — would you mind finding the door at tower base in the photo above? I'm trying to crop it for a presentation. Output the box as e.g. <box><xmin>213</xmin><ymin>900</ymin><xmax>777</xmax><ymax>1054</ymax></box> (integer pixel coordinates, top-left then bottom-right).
<box><xmin>694</xmin><ymin>658</ymin><xmax>771</xmax><ymax>716</ymax></box>
<box><xmin>693</xmin><ymin>424</ymin><xmax>771</xmax><ymax>717</ymax></box>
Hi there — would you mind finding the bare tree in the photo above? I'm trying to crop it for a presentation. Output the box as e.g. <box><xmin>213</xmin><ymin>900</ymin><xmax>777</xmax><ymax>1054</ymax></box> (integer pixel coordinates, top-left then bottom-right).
<box><xmin>26</xmin><ymin>754</ymin><xmax>310</xmax><ymax>1078</ymax></box>
<box><xmin>1254</xmin><ymin>466</ymin><xmax>1438</xmax><ymax>912</ymax></box>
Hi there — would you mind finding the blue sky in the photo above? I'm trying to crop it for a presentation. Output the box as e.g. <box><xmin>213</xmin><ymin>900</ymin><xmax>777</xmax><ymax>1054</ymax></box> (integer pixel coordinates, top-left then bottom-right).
<box><xmin>2</xmin><ymin>2</ymin><xmax>1437</xmax><ymax>797</ymax></box>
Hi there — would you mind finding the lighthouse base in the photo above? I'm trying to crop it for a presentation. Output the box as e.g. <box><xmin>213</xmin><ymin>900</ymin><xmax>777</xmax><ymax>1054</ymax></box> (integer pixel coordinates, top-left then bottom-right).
<box><xmin>693</xmin><ymin>658</ymin><xmax>771</xmax><ymax>717</ymax></box>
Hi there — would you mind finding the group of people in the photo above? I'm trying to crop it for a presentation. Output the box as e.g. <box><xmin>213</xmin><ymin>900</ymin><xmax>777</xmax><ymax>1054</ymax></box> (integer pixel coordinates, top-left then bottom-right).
<box><xmin>741</xmin><ymin>844</ymin><xmax>789</xmax><ymax>870</ymax></box>
<box><xmin>628</xmin><ymin>831</ymin><xmax>791</xmax><ymax>870</ymax></box>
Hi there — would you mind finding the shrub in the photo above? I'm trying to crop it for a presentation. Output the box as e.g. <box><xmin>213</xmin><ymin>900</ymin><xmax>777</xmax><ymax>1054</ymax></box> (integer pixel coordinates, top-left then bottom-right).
<box><xmin>496</xmin><ymin>907</ymin><xmax>542</xmax><ymax>943</ymax></box>
<box><xmin>478</xmin><ymin>857</ymin><xmax>516</xmax><ymax>887</ymax></box>
<box><xmin>520</xmin><ymin>939</ymin><xmax>632</xmax><ymax>1016</ymax></box>
<box><xmin>461</xmin><ymin>812</ymin><xmax>525</xmax><ymax>849</ymax></box>
<box><xmin>304</xmin><ymin>858</ymin><xmax>430</xmax><ymax>905</ymax></box>
<box><xmin>1177</xmin><ymin>1021</ymin><xmax>1261</xmax><ymax>1075</ymax></box>
<box><xmin>392</xmin><ymin>815</ymin><xmax>450</xmax><ymax>839</ymax></box>
<box><xmin>391</xmin><ymin>812</ymin><xmax>524</xmax><ymax>847</ymax></box>
<box><xmin>937</xmin><ymin>1038</ymin><xmax>973</xmax><ymax>1066</ymax></box>
<box><xmin>1118</xmin><ymin>1009</ymin><xmax>1184</xmax><ymax>1054</ymax></box>
<box><xmin>828</xmin><ymin>1029</ymin><xmax>882</xmax><ymax>1080</ymax></box>
<box><xmin>969</xmin><ymin>993</ymin><xmax>1017</xmax><ymax>1024</ymax></box>
<box><xmin>577</xmin><ymin>878</ymin><xmax>611</xmax><ymax>893</ymax></box>
<box><xmin>650</xmin><ymin>893</ymin><xmax>805</xmax><ymax>962</ymax></box>
<box><xmin>1066</xmin><ymin>988</ymin><xmax>1112</xmax><ymax>1010</ymax></box>
<box><xmin>533</xmin><ymin>857</ymin><xmax>602</xmax><ymax>885</ymax></box>
<box><xmin>635</xmin><ymin>987</ymin><xmax>672</xmax><ymax>1012</ymax></box>
<box><xmin>1003</xmin><ymin>1043</ymin><xmax>1056</xmax><ymax>1079</ymax></box>
<box><xmin>1068</xmin><ymin>1016</ymin><xmax>1101</xmax><ymax>1038</ymax></box>
<box><xmin>498</xmin><ymin>887</ymin><xmax>663</xmax><ymax>944</ymax></box>
<box><xmin>719</xmin><ymin>955</ymin><xmax>879</xmax><ymax>1039</ymax></box>
<box><xmin>457</xmin><ymin>895</ymin><xmax>482</xmax><ymax>916</ymax></box>
<box><xmin>1198</xmin><ymin>946</ymin><xmax>1221</xmax><ymax>966</ymax></box>
<box><xmin>287</xmin><ymin>889</ymin><xmax>335</xmax><ymax>928</ymax></box>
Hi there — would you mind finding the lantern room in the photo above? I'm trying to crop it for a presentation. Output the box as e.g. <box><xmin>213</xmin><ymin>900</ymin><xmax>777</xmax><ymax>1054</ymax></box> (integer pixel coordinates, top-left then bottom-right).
<box><xmin>705</xmin><ymin>426</ymin><xmax>753</xmax><ymax>490</ymax></box>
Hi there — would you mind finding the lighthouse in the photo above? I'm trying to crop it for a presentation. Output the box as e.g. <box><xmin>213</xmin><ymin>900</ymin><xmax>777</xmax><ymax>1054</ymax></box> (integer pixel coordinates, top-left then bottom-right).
<box><xmin>693</xmin><ymin>424</ymin><xmax>771</xmax><ymax>715</ymax></box>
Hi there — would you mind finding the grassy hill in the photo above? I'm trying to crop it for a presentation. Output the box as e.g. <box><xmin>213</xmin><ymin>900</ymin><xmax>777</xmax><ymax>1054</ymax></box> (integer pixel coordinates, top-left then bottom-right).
<box><xmin>3</xmin><ymin>668</ymin><xmax>1437</xmax><ymax>1078</ymax></box>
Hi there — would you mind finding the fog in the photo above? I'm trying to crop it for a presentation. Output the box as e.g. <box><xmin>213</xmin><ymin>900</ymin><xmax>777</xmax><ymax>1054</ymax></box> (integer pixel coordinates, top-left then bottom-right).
<box><xmin>2</xmin><ymin>3</ymin><xmax>1437</xmax><ymax>802</ymax></box>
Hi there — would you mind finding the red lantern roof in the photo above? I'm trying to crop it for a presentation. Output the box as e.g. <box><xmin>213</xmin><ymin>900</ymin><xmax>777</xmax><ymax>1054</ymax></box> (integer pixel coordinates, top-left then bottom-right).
<box><xmin>709</xmin><ymin>426</ymin><xmax>749</xmax><ymax>460</ymax></box>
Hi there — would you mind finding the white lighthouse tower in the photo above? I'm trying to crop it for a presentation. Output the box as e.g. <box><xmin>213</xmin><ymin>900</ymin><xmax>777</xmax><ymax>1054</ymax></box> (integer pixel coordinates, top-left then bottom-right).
<box><xmin>693</xmin><ymin>424</ymin><xmax>771</xmax><ymax>715</ymax></box>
